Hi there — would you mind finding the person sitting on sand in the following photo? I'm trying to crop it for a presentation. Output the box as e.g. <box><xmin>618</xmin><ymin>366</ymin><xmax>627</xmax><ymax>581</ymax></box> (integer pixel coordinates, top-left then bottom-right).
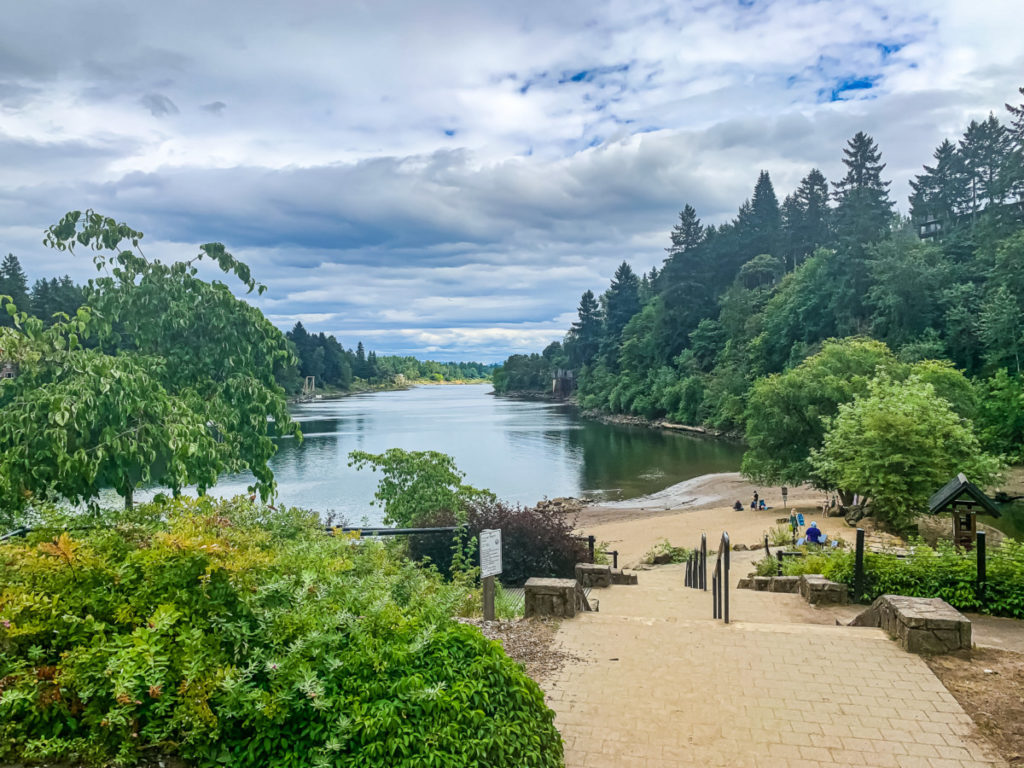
<box><xmin>805</xmin><ymin>522</ymin><xmax>824</xmax><ymax>545</ymax></box>
<box><xmin>733</xmin><ymin>500</ymin><xmax>743</xmax><ymax>511</ymax></box>
<box><xmin>758</xmin><ymin>499</ymin><xmax>767</xmax><ymax>510</ymax></box>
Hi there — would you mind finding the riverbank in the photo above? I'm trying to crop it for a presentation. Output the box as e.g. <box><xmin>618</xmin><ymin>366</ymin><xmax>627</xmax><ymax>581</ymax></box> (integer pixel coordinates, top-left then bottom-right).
<box><xmin>576</xmin><ymin>471</ymin><xmax>819</xmax><ymax>526</ymax></box>
<box><xmin>490</xmin><ymin>390</ymin><xmax>742</xmax><ymax>439</ymax></box>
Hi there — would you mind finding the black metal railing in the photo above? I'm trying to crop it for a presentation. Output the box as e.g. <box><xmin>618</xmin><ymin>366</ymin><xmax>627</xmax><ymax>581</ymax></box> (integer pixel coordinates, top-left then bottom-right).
<box><xmin>684</xmin><ymin>532</ymin><xmax>707</xmax><ymax>590</ymax></box>
<box><xmin>712</xmin><ymin>531</ymin><xmax>730</xmax><ymax>623</ymax></box>
<box><xmin>573</xmin><ymin>534</ymin><xmax>618</xmax><ymax>568</ymax></box>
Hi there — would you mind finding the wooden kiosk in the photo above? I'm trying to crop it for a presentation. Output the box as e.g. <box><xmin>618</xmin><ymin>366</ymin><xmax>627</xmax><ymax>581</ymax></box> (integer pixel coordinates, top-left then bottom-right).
<box><xmin>926</xmin><ymin>473</ymin><xmax>1000</xmax><ymax>549</ymax></box>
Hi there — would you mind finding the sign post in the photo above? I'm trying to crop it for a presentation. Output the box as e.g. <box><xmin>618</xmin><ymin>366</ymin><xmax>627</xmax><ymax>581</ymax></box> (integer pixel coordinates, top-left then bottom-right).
<box><xmin>479</xmin><ymin>529</ymin><xmax>502</xmax><ymax>621</ymax></box>
<box><xmin>781</xmin><ymin>486</ymin><xmax>788</xmax><ymax>509</ymax></box>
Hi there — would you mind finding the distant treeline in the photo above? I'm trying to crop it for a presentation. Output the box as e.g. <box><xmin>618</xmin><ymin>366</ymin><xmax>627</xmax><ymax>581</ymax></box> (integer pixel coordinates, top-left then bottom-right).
<box><xmin>494</xmin><ymin>86</ymin><xmax>1024</xmax><ymax>459</ymax></box>
<box><xmin>0</xmin><ymin>254</ymin><xmax>85</xmax><ymax>325</ymax></box>
<box><xmin>0</xmin><ymin>254</ymin><xmax>492</xmax><ymax>393</ymax></box>
<box><xmin>278</xmin><ymin>322</ymin><xmax>494</xmax><ymax>394</ymax></box>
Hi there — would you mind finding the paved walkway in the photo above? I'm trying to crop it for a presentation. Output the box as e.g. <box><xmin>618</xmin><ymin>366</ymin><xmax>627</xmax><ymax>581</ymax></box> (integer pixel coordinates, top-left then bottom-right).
<box><xmin>541</xmin><ymin>564</ymin><xmax>1006</xmax><ymax>768</ymax></box>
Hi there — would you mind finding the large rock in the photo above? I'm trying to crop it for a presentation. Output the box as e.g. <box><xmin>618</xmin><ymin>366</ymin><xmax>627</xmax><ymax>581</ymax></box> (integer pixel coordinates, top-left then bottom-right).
<box><xmin>850</xmin><ymin>595</ymin><xmax>971</xmax><ymax>654</ymax></box>
<box><xmin>575</xmin><ymin>562</ymin><xmax>613</xmax><ymax>588</ymax></box>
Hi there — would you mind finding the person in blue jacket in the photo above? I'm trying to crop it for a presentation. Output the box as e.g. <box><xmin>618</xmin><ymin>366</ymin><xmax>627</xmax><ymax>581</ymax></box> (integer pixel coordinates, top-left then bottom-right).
<box><xmin>805</xmin><ymin>521</ymin><xmax>824</xmax><ymax>545</ymax></box>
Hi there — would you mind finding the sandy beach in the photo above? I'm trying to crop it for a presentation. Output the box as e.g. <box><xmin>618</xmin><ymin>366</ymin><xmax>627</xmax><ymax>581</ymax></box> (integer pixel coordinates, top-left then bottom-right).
<box><xmin>577</xmin><ymin>471</ymin><xmax>851</xmax><ymax>567</ymax></box>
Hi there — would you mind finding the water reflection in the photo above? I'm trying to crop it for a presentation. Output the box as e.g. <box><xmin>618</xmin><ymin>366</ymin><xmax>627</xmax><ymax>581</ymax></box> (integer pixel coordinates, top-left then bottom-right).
<box><xmin>126</xmin><ymin>384</ymin><xmax>745</xmax><ymax>525</ymax></box>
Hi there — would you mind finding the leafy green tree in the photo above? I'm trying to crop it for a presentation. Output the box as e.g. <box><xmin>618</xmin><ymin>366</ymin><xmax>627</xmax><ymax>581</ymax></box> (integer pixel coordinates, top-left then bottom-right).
<box><xmin>832</xmin><ymin>131</ymin><xmax>894</xmax><ymax>248</ymax></box>
<box><xmin>348</xmin><ymin>448</ymin><xmax>495</xmax><ymax>526</ymax></box>
<box><xmin>0</xmin><ymin>210</ymin><xmax>297</xmax><ymax>514</ymax></box>
<box><xmin>865</xmin><ymin>232</ymin><xmax>952</xmax><ymax>348</ymax></box>
<box><xmin>812</xmin><ymin>375</ymin><xmax>1002</xmax><ymax>530</ymax></box>
<box><xmin>979</xmin><ymin>284</ymin><xmax>1023</xmax><ymax>373</ymax></box>
<box><xmin>0</xmin><ymin>254</ymin><xmax>29</xmax><ymax>328</ymax></box>
<box><xmin>976</xmin><ymin>369</ymin><xmax>1024</xmax><ymax>459</ymax></box>
<box><xmin>742</xmin><ymin>338</ymin><xmax>896</xmax><ymax>495</ymax></box>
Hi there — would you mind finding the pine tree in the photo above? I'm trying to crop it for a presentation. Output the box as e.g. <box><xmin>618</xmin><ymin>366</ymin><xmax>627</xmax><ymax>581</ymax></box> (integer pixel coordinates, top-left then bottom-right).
<box><xmin>748</xmin><ymin>170</ymin><xmax>782</xmax><ymax>257</ymax></box>
<box><xmin>602</xmin><ymin>262</ymin><xmax>642</xmax><ymax>364</ymax></box>
<box><xmin>832</xmin><ymin>132</ymin><xmax>894</xmax><ymax>247</ymax></box>
<box><xmin>1002</xmin><ymin>87</ymin><xmax>1024</xmax><ymax>204</ymax></box>
<box><xmin>909</xmin><ymin>139</ymin><xmax>969</xmax><ymax>229</ymax></box>
<box><xmin>0</xmin><ymin>254</ymin><xmax>29</xmax><ymax>326</ymax></box>
<box><xmin>782</xmin><ymin>169</ymin><xmax>832</xmax><ymax>269</ymax></box>
<box><xmin>566</xmin><ymin>290</ymin><xmax>603</xmax><ymax>368</ymax></box>
<box><xmin>355</xmin><ymin>341</ymin><xmax>368</xmax><ymax>379</ymax></box>
<box><xmin>665</xmin><ymin>205</ymin><xmax>704</xmax><ymax>257</ymax></box>
<box><xmin>960</xmin><ymin>114</ymin><xmax>1012</xmax><ymax>214</ymax></box>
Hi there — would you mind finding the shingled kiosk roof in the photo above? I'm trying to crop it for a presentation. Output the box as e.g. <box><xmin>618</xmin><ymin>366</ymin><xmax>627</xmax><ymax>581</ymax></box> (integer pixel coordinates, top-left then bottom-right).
<box><xmin>926</xmin><ymin>473</ymin><xmax>1000</xmax><ymax>517</ymax></box>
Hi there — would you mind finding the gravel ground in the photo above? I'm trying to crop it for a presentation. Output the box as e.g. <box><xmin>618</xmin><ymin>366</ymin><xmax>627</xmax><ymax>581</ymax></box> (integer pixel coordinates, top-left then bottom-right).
<box><xmin>456</xmin><ymin>617</ymin><xmax>582</xmax><ymax>681</ymax></box>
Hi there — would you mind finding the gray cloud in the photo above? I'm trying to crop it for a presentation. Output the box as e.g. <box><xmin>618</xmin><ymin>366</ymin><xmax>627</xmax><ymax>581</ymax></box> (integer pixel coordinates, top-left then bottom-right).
<box><xmin>200</xmin><ymin>100</ymin><xmax>226</xmax><ymax>115</ymax></box>
<box><xmin>0</xmin><ymin>0</ymin><xmax>1022</xmax><ymax>360</ymax></box>
<box><xmin>139</xmin><ymin>92</ymin><xmax>179</xmax><ymax>117</ymax></box>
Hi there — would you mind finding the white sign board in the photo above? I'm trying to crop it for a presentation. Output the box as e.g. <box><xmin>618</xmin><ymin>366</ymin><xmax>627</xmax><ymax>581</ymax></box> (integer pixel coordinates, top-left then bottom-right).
<box><xmin>479</xmin><ymin>528</ymin><xmax>502</xmax><ymax>579</ymax></box>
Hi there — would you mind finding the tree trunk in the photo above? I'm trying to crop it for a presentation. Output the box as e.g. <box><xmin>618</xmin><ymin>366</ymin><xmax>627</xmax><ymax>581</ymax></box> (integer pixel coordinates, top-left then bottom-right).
<box><xmin>838</xmin><ymin>489</ymin><xmax>855</xmax><ymax>507</ymax></box>
<box><xmin>124</xmin><ymin>486</ymin><xmax>134</xmax><ymax>510</ymax></box>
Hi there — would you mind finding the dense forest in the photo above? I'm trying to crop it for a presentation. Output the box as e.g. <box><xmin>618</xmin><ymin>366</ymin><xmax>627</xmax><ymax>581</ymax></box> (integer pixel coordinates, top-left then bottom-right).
<box><xmin>0</xmin><ymin>253</ymin><xmax>491</xmax><ymax>394</ymax></box>
<box><xmin>495</xmin><ymin>87</ymin><xmax>1024</xmax><ymax>487</ymax></box>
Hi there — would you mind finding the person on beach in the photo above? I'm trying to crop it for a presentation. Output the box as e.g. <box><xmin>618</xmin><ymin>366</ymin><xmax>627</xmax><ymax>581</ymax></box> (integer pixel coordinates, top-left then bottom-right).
<box><xmin>733</xmin><ymin>500</ymin><xmax>743</xmax><ymax>511</ymax></box>
<box><xmin>805</xmin><ymin>521</ymin><xmax>823</xmax><ymax>545</ymax></box>
<box><xmin>751</xmin><ymin>490</ymin><xmax>759</xmax><ymax>510</ymax></box>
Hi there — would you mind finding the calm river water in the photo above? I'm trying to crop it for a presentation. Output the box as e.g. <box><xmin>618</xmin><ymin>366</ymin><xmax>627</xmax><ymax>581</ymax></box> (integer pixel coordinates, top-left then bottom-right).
<box><xmin>202</xmin><ymin>383</ymin><xmax>744</xmax><ymax>525</ymax></box>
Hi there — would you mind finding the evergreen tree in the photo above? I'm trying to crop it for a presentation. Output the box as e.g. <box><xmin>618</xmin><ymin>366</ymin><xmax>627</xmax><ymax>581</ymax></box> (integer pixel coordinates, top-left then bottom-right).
<box><xmin>747</xmin><ymin>170</ymin><xmax>782</xmax><ymax>258</ymax></box>
<box><xmin>0</xmin><ymin>254</ymin><xmax>29</xmax><ymax>326</ymax></box>
<box><xmin>602</xmin><ymin>262</ymin><xmax>642</xmax><ymax>361</ymax></box>
<box><xmin>960</xmin><ymin>114</ymin><xmax>1012</xmax><ymax>214</ymax></box>
<box><xmin>566</xmin><ymin>290</ymin><xmax>603</xmax><ymax>368</ymax></box>
<box><xmin>355</xmin><ymin>341</ymin><xmax>367</xmax><ymax>379</ymax></box>
<box><xmin>29</xmin><ymin>275</ymin><xmax>85</xmax><ymax>325</ymax></box>
<box><xmin>665</xmin><ymin>204</ymin><xmax>704</xmax><ymax>257</ymax></box>
<box><xmin>909</xmin><ymin>139</ymin><xmax>969</xmax><ymax>229</ymax></box>
<box><xmin>832</xmin><ymin>132</ymin><xmax>894</xmax><ymax>247</ymax></box>
<box><xmin>794</xmin><ymin>169</ymin><xmax>832</xmax><ymax>258</ymax></box>
<box><xmin>1005</xmin><ymin>87</ymin><xmax>1024</xmax><ymax>202</ymax></box>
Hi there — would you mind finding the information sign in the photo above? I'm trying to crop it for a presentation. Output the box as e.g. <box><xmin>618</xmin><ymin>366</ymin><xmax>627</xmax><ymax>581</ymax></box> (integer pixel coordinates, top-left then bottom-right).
<box><xmin>479</xmin><ymin>528</ymin><xmax>502</xmax><ymax>579</ymax></box>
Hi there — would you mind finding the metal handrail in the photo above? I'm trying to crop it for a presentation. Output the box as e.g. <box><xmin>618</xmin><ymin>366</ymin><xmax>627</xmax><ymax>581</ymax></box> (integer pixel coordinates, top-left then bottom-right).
<box><xmin>684</xmin><ymin>532</ymin><xmax>707</xmax><ymax>590</ymax></box>
<box><xmin>712</xmin><ymin>531</ymin><xmax>730</xmax><ymax>623</ymax></box>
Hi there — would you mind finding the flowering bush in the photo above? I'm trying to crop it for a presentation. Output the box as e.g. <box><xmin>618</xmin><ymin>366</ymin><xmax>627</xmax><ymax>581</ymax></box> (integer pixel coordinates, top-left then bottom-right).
<box><xmin>0</xmin><ymin>498</ymin><xmax>563</xmax><ymax>767</ymax></box>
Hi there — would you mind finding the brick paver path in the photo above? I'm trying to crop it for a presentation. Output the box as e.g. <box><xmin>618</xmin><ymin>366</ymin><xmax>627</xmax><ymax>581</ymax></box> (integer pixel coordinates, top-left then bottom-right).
<box><xmin>542</xmin><ymin>564</ymin><xmax>1005</xmax><ymax>768</ymax></box>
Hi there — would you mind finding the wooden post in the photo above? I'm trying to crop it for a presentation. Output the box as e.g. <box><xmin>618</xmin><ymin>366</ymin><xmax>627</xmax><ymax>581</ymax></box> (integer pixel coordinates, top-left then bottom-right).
<box><xmin>976</xmin><ymin>530</ymin><xmax>986</xmax><ymax>605</ymax></box>
<box><xmin>854</xmin><ymin>528</ymin><xmax>865</xmax><ymax>601</ymax></box>
<box><xmin>482</xmin><ymin>575</ymin><xmax>496</xmax><ymax>621</ymax></box>
<box><xmin>479</xmin><ymin>528</ymin><xmax>502</xmax><ymax>621</ymax></box>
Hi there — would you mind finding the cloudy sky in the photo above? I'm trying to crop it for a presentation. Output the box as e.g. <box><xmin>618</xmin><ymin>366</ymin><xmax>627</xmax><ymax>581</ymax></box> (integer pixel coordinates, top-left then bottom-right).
<box><xmin>2</xmin><ymin>0</ymin><xmax>1022</xmax><ymax>362</ymax></box>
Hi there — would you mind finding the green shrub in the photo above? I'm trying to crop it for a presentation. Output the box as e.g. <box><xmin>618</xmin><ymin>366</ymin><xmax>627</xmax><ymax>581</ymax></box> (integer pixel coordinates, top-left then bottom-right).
<box><xmin>773</xmin><ymin>538</ymin><xmax>1024</xmax><ymax>618</ymax></box>
<box><xmin>0</xmin><ymin>498</ymin><xmax>563</xmax><ymax>767</ymax></box>
<box><xmin>406</xmin><ymin>501</ymin><xmax>589</xmax><ymax>587</ymax></box>
<box><xmin>642</xmin><ymin>539</ymin><xmax>690</xmax><ymax>564</ymax></box>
